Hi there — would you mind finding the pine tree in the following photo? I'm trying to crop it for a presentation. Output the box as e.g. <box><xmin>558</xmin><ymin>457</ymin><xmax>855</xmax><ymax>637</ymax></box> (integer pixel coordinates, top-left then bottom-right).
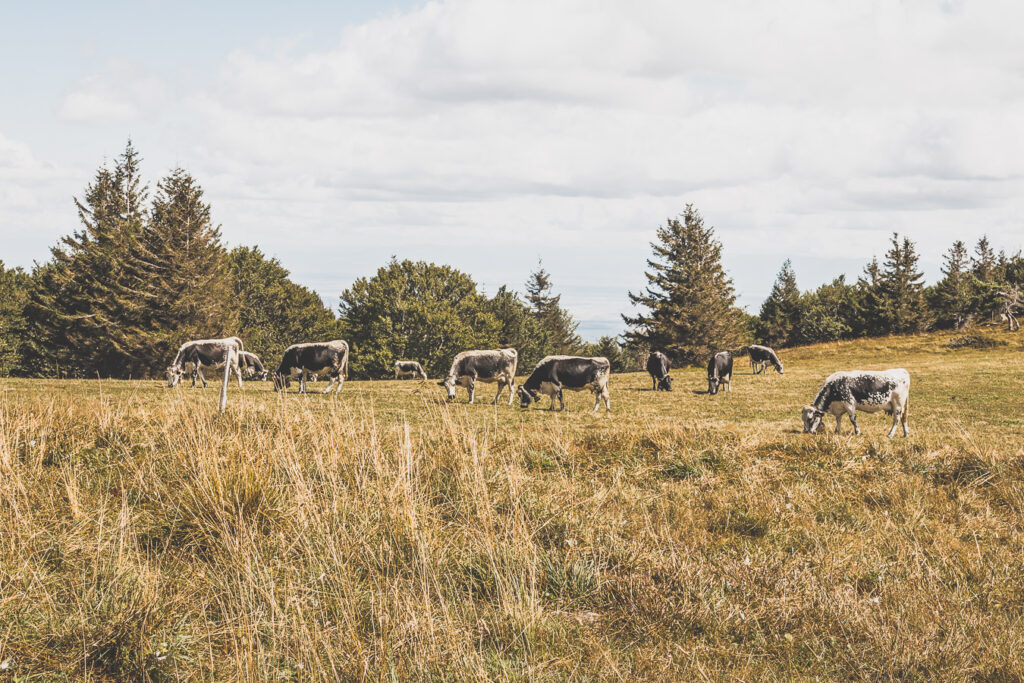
<box><xmin>28</xmin><ymin>141</ymin><xmax>148</xmax><ymax>377</ymax></box>
<box><xmin>131</xmin><ymin>169</ymin><xmax>237</xmax><ymax>370</ymax></box>
<box><xmin>622</xmin><ymin>205</ymin><xmax>745</xmax><ymax>365</ymax></box>
<box><xmin>757</xmin><ymin>259</ymin><xmax>800</xmax><ymax>347</ymax></box>
<box><xmin>876</xmin><ymin>233</ymin><xmax>927</xmax><ymax>334</ymax></box>
<box><xmin>489</xmin><ymin>285</ymin><xmax>546</xmax><ymax>370</ymax></box>
<box><xmin>525</xmin><ymin>262</ymin><xmax>582</xmax><ymax>355</ymax></box>
<box><xmin>928</xmin><ymin>241</ymin><xmax>973</xmax><ymax>330</ymax></box>
<box><xmin>972</xmin><ymin>236</ymin><xmax>997</xmax><ymax>281</ymax></box>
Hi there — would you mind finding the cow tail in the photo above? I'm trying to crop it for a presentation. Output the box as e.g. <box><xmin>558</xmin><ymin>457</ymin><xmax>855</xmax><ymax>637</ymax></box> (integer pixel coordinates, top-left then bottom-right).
<box><xmin>343</xmin><ymin>349</ymin><xmax>349</xmax><ymax>379</ymax></box>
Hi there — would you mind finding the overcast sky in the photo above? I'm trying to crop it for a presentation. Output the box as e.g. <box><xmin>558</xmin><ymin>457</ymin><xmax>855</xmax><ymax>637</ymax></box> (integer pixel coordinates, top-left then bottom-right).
<box><xmin>2</xmin><ymin>0</ymin><xmax>1022</xmax><ymax>339</ymax></box>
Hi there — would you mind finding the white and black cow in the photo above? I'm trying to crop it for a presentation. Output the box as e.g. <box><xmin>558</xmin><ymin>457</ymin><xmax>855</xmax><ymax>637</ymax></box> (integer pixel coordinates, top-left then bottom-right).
<box><xmin>646</xmin><ymin>351</ymin><xmax>673</xmax><ymax>391</ymax></box>
<box><xmin>749</xmin><ymin>344</ymin><xmax>784</xmax><ymax>375</ymax></box>
<box><xmin>239</xmin><ymin>351</ymin><xmax>269</xmax><ymax>380</ymax></box>
<box><xmin>273</xmin><ymin>340</ymin><xmax>350</xmax><ymax>394</ymax></box>
<box><xmin>802</xmin><ymin>369</ymin><xmax>910</xmax><ymax>438</ymax></box>
<box><xmin>394</xmin><ymin>360</ymin><xmax>428</xmax><ymax>380</ymax></box>
<box><xmin>438</xmin><ymin>348</ymin><xmax>518</xmax><ymax>404</ymax></box>
<box><xmin>518</xmin><ymin>355</ymin><xmax>611</xmax><ymax>412</ymax></box>
<box><xmin>707</xmin><ymin>350</ymin><xmax>733</xmax><ymax>395</ymax></box>
<box><xmin>166</xmin><ymin>337</ymin><xmax>245</xmax><ymax>388</ymax></box>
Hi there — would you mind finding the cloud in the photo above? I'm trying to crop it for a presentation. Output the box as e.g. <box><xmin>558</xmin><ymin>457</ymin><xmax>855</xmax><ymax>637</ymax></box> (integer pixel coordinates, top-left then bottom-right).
<box><xmin>7</xmin><ymin>0</ymin><xmax>1024</xmax><ymax>336</ymax></box>
<box><xmin>57</xmin><ymin>59</ymin><xmax>166</xmax><ymax>124</ymax></box>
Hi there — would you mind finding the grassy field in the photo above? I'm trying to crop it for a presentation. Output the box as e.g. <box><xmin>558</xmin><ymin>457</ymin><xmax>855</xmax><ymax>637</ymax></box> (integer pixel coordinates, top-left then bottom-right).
<box><xmin>2</xmin><ymin>330</ymin><xmax>1023</xmax><ymax>681</ymax></box>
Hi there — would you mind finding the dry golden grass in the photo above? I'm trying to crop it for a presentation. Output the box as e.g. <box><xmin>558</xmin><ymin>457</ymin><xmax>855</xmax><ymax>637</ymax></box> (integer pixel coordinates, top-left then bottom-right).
<box><xmin>2</xmin><ymin>329</ymin><xmax>1023</xmax><ymax>680</ymax></box>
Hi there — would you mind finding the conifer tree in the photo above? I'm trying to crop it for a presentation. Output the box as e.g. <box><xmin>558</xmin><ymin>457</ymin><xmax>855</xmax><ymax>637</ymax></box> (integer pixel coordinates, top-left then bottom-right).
<box><xmin>757</xmin><ymin>259</ymin><xmax>800</xmax><ymax>347</ymax></box>
<box><xmin>488</xmin><ymin>285</ymin><xmax>546</xmax><ymax>369</ymax></box>
<box><xmin>0</xmin><ymin>261</ymin><xmax>31</xmax><ymax>376</ymax></box>
<box><xmin>876</xmin><ymin>233</ymin><xmax>927</xmax><ymax>334</ymax></box>
<box><xmin>972</xmin><ymin>236</ymin><xmax>998</xmax><ymax>281</ymax></box>
<box><xmin>525</xmin><ymin>262</ymin><xmax>582</xmax><ymax>354</ymax></box>
<box><xmin>28</xmin><ymin>141</ymin><xmax>148</xmax><ymax>377</ymax></box>
<box><xmin>928</xmin><ymin>241</ymin><xmax>973</xmax><ymax>330</ymax></box>
<box><xmin>622</xmin><ymin>205</ymin><xmax>745</xmax><ymax>365</ymax></box>
<box><xmin>132</xmin><ymin>169</ymin><xmax>236</xmax><ymax>368</ymax></box>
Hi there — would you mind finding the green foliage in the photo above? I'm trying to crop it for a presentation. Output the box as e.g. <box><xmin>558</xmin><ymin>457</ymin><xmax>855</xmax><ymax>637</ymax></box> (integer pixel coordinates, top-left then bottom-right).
<box><xmin>229</xmin><ymin>246</ymin><xmax>342</xmax><ymax>369</ymax></box>
<box><xmin>623</xmin><ymin>205</ymin><xmax>746</xmax><ymax>365</ymax></box>
<box><xmin>928</xmin><ymin>241</ymin><xmax>975</xmax><ymax>330</ymax></box>
<box><xmin>133</xmin><ymin>169</ymin><xmax>237</xmax><ymax>368</ymax></box>
<box><xmin>0</xmin><ymin>261</ymin><xmax>31</xmax><ymax>375</ymax></box>
<box><xmin>876</xmin><ymin>233</ymin><xmax>928</xmax><ymax>334</ymax></box>
<box><xmin>579</xmin><ymin>335</ymin><xmax>629</xmax><ymax>372</ymax></box>
<box><xmin>338</xmin><ymin>259</ymin><xmax>499</xmax><ymax>378</ymax></box>
<box><xmin>792</xmin><ymin>277</ymin><xmax>856</xmax><ymax>345</ymax></box>
<box><xmin>525</xmin><ymin>262</ymin><xmax>583</xmax><ymax>356</ymax></box>
<box><xmin>488</xmin><ymin>285</ymin><xmax>547</xmax><ymax>370</ymax></box>
<box><xmin>757</xmin><ymin>259</ymin><xmax>800</xmax><ymax>347</ymax></box>
<box><xmin>27</xmin><ymin>141</ymin><xmax>149</xmax><ymax>377</ymax></box>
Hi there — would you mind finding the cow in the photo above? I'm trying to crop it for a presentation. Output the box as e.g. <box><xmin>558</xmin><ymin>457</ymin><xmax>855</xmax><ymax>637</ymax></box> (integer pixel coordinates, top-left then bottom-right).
<box><xmin>646</xmin><ymin>351</ymin><xmax>673</xmax><ymax>391</ymax></box>
<box><xmin>707</xmin><ymin>350</ymin><xmax>733</xmax><ymax>395</ymax></box>
<box><xmin>438</xmin><ymin>348</ymin><xmax>518</xmax><ymax>404</ymax></box>
<box><xmin>273</xmin><ymin>340</ymin><xmax>350</xmax><ymax>394</ymax></box>
<box><xmin>749</xmin><ymin>344</ymin><xmax>784</xmax><ymax>375</ymax></box>
<box><xmin>239</xmin><ymin>351</ymin><xmax>269</xmax><ymax>380</ymax></box>
<box><xmin>802</xmin><ymin>369</ymin><xmax>910</xmax><ymax>438</ymax></box>
<box><xmin>518</xmin><ymin>355</ymin><xmax>611</xmax><ymax>412</ymax></box>
<box><xmin>166</xmin><ymin>337</ymin><xmax>245</xmax><ymax>389</ymax></box>
<box><xmin>394</xmin><ymin>360</ymin><xmax>428</xmax><ymax>380</ymax></box>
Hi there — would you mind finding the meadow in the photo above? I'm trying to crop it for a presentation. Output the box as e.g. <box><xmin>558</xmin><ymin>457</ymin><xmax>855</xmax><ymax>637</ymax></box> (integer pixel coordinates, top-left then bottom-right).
<box><xmin>1</xmin><ymin>330</ymin><xmax>1023</xmax><ymax>681</ymax></box>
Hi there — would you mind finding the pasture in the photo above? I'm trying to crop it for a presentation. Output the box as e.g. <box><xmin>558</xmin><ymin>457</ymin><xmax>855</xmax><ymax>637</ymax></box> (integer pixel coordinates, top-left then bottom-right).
<box><xmin>2</xmin><ymin>330</ymin><xmax>1023</xmax><ymax>680</ymax></box>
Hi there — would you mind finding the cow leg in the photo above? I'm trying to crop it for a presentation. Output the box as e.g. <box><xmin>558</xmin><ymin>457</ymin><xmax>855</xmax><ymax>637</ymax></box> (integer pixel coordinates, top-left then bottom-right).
<box><xmin>558</xmin><ymin>388</ymin><xmax>566</xmax><ymax>411</ymax></box>
<box><xmin>603</xmin><ymin>386</ymin><xmax>611</xmax><ymax>412</ymax></box>
<box><xmin>834</xmin><ymin>413</ymin><xmax>843</xmax><ymax>434</ymax></box>
<box><xmin>197</xmin><ymin>367</ymin><xmax>208</xmax><ymax>389</ymax></box>
<box><xmin>323</xmin><ymin>373</ymin><xmax>335</xmax><ymax>394</ymax></box>
<box><xmin>299</xmin><ymin>368</ymin><xmax>307</xmax><ymax>394</ymax></box>
<box><xmin>549</xmin><ymin>391</ymin><xmax>557</xmax><ymax>411</ymax></box>
<box><xmin>901</xmin><ymin>397</ymin><xmax>910</xmax><ymax>437</ymax></box>
<box><xmin>467</xmin><ymin>378</ymin><xmax>476</xmax><ymax>404</ymax></box>
<box><xmin>493</xmin><ymin>380</ymin><xmax>504</xmax><ymax>405</ymax></box>
<box><xmin>725</xmin><ymin>375</ymin><xmax>731</xmax><ymax>392</ymax></box>
<box><xmin>848</xmin><ymin>408</ymin><xmax>861</xmax><ymax>435</ymax></box>
<box><xmin>507</xmin><ymin>378</ymin><xmax>515</xmax><ymax>405</ymax></box>
<box><xmin>335</xmin><ymin>369</ymin><xmax>345</xmax><ymax>394</ymax></box>
<box><xmin>592</xmin><ymin>388</ymin><xmax>601</xmax><ymax>412</ymax></box>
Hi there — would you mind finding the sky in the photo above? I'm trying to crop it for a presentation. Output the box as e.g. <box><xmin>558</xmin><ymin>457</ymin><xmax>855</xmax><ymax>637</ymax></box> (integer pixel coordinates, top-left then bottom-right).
<box><xmin>2</xmin><ymin>0</ymin><xmax>1023</xmax><ymax>340</ymax></box>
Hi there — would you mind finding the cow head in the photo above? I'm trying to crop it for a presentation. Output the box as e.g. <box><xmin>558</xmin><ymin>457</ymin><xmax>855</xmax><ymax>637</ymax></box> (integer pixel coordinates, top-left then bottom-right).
<box><xmin>273</xmin><ymin>371</ymin><xmax>290</xmax><ymax>392</ymax></box>
<box><xmin>774</xmin><ymin>360</ymin><xmax>785</xmax><ymax>375</ymax></box>
<box><xmin>801</xmin><ymin>406</ymin><xmax>824</xmax><ymax>433</ymax></box>
<box><xmin>657</xmin><ymin>375</ymin><xmax>673</xmax><ymax>392</ymax></box>
<box><xmin>166</xmin><ymin>365</ymin><xmax>183</xmax><ymax>388</ymax></box>
<box><xmin>438</xmin><ymin>375</ymin><xmax>457</xmax><ymax>401</ymax></box>
<box><xmin>518</xmin><ymin>385</ymin><xmax>540</xmax><ymax>409</ymax></box>
<box><xmin>707</xmin><ymin>376</ymin><xmax>721</xmax><ymax>395</ymax></box>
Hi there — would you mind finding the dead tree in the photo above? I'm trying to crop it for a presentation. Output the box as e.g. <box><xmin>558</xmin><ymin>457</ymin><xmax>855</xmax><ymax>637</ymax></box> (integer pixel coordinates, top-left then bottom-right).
<box><xmin>997</xmin><ymin>287</ymin><xmax>1022</xmax><ymax>332</ymax></box>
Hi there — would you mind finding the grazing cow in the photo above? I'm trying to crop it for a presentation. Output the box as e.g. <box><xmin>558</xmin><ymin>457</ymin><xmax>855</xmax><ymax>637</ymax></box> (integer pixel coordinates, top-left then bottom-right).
<box><xmin>239</xmin><ymin>351</ymin><xmax>269</xmax><ymax>380</ymax></box>
<box><xmin>749</xmin><ymin>344</ymin><xmax>784</xmax><ymax>375</ymax></box>
<box><xmin>646</xmin><ymin>351</ymin><xmax>673</xmax><ymax>391</ymax></box>
<box><xmin>518</xmin><ymin>355</ymin><xmax>611</xmax><ymax>412</ymax></box>
<box><xmin>394</xmin><ymin>360</ymin><xmax>428</xmax><ymax>380</ymax></box>
<box><xmin>802</xmin><ymin>369</ymin><xmax>910</xmax><ymax>438</ymax></box>
<box><xmin>273</xmin><ymin>340</ymin><xmax>350</xmax><ymax>394</ymax></box>
<box><xmin>707</xmin><ymin>351</ymin><xmax>733</xmax><ymax>395</ymax></box>
<box><xmin>438</xmin><ymin>348</ymin><xmax>518</xmax><ymax>404</ymax></box>
<box><xmin>167</xmin><ymin>337</ymin><xmax>245</xmax><ymax>389</ymax></box>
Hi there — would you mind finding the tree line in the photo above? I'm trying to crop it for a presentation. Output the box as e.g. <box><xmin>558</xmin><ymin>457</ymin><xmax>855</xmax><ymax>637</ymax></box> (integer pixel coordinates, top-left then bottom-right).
<box><xmin>1</xmin><ymin>142</ymin><xmax>1022</xmax><ymax>379</ymax></box>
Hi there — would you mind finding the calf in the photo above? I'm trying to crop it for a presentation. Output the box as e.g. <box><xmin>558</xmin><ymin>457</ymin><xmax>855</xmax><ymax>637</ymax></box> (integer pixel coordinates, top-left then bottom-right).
<box><xmin>707</xmin><ymin>351</ymin><xmax>733</xmax><ymax>395</ymax></box>
<box><xmin>167</xmin><ymin>337</ymin><xmax>245</xmax><ymax>389</ymax></box>
<box><xmin>394</xmin><ymin>360</ymin><xmax>428</xmax><ymax>380</ymax></box>
<box><xmin>802</xmin><ymin>369</ymin><xmax>910</xmax><ymax>437</ymax></box>
<box><xmin>749</xmin><ymin>344</ymin><xmax>784</xmax><ymax>374</ymax></box>
<box><xmin>518</xmin><ymin>355</ymin><xmax>611</xmax><ymax>412</ymax></box>
<box><xmin>646</xmin><ymin>351</ymin><xmax>673</xmax><ymax>391</ymax></box>
<box><xmin>273</xmin><ymin>340</ymin><xmax>350</xmax><ymax>394</ymax></box>
<box><xmin>439</xmin><ymin>348</ymin><xmax>518</xmax><ymax>404</ymax></box>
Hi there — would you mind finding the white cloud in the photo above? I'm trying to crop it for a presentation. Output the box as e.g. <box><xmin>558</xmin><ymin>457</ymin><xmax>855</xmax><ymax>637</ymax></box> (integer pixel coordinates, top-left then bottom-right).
<box><xmin>6</xmin><ymin>0</ymin><xmax>1024</xmax><ymax>336</ymax></box>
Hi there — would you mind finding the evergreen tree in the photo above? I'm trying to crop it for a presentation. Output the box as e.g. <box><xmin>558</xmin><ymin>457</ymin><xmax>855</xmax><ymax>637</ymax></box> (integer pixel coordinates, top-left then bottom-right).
<box><xmin>928</xmin><ymin>241</ymin><xmax>974</xmax><ymax>330</ymax></box>
<box><xmin>525</xmin><ymin>262</ymin><xmax>582</xmax><ymax>354</ymax></box>
<box><xmin>28</xmin><ymin>141</ymin><xmax>148</xmax><ymax>377</ymax></box>
<box><xmin>488</xmin><ymin>285</ymin><xmax>546</xmax><ymax>370</ymax></box>
<box><xmin>757</xmin><ymin>259</ymin><xmax>800</xmax><ymax>347</ymax></box>
<box><xmin>853</xmin><ymin>256</ymin><xmax>884</xmax><ymax>337</ymax></box>
<box><xmin>876</xmin><ymin>233</ymin><xmax>927</xmax><ymax>334</ymax></box>
<box><xmin>622</xmin><ymin>205</ymin><xmax>745</xmax><ymax>365</ymax></box>
<box><xmin>972</xmin><ymin>235</ymin><xmax>998</xmax><ymax>281</ymax></box>
<box><xmin>230</xmin><ymin>246</ymin><xmax>342</xmax><ymax>367</ymax></box>
<box><xmin>792</xmin><ymin>276</ymin><xmax>856</xmax><ymax>345</ymax></box>
<box><xmin>339</xmin><ymin>259</ymin><xmax>499</xmax><ymax>378</ymax></box>
<box><xmin>0</xmin><ymin>261</ymin><xmax>31</xmax><ymax>376</ymax></box>
<box><xmin>132</xmin><ymin>169</ymin><xmax>236</xmax><ymax>370</ymax></box>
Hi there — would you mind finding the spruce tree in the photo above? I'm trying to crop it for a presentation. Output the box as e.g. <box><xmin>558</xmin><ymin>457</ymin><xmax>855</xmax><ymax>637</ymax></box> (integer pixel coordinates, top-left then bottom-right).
<box><xmin>622</xmin><ymin>204</ymin><xmax>745</xmax><ymax>365</ymax></box>
<box><xmin>757</xmin><ymin>259</ymin><xmax>800</xmax><ymax>347</ymax></box>
<box><xmin>525</xmin><ymin>262</ymin><xmax>582</xmax><ymax>355</ymax></box>
<box><xmin>876</xmin><ymin>233</ymin><xmax>927</xmax><ymax>334</ymax></box>
<box><xmin>29</xmin><ymin>141</ymin><xmax>148</xmax><ymax>377</ymax></box>
<box><xmin>132</xmin><ymin>169</ymin><xmax>236</xmax><ymax>369</ymax></box>
<box><xmin>972</xmin><ymin>236</ymin><xmax>997</xmax><ymax>281</ymax></box>
<box><xmin>928</xmin><ymin>241</ymin><xmax>973</xmax><ymax>330</ymax></box>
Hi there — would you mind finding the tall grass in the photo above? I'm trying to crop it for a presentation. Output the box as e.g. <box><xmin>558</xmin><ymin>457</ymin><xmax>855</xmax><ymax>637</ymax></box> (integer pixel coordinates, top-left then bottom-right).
<box><xmin>1</xmin><ymin>329</ymin><xmax>1023</xmax><ymax>679</ymax></box>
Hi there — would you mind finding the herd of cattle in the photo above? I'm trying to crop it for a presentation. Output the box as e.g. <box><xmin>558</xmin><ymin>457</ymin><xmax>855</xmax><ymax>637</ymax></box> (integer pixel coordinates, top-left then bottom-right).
<box><xmin>165</xmin><ymin>338</ymin><xmax>911</xmax><ymax>437</ymax></box>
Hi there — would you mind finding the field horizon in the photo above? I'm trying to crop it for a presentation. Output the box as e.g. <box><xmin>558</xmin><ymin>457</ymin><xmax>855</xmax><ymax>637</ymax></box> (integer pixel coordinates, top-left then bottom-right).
<box><xmin>2</xmin><ymin>328</ymin><xmax>1023</xmax><ymax>680</ymax></box>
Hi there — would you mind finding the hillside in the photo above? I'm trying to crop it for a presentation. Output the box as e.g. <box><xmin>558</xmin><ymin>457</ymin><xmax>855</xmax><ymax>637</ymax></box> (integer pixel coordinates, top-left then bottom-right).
<box><xmin>1</xmin><ymin>329</ymin><xmax>1023</xmax><ymax>679</ymax></box>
